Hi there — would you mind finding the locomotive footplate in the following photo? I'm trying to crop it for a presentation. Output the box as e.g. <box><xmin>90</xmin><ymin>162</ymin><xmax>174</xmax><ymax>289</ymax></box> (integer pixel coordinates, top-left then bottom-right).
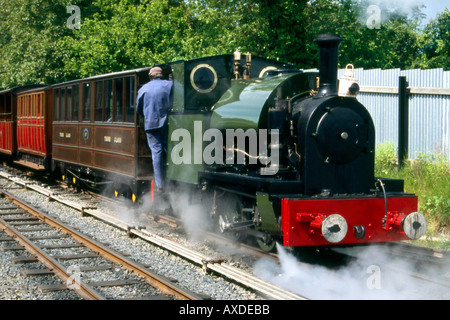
<box><xmin>198</xmin><ymin>170</ymin><xmax>303</xmax><ymax>195</ymax></box>
<box><xmin>280</xmin><ymin>195</ymin><xmax>426</xmax><ymax>247</ymax></box>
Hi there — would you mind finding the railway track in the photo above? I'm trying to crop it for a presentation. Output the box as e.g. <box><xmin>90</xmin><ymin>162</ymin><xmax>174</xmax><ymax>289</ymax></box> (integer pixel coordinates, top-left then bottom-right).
<box><xmin>6</xmin><ymin>164</ymin><xmax>448</xmax><ymax>300</ymax></box>
<box><xmin>3</xmin><ymin>163</ymin><xmax>450</xmax><ymax>300</ymax></box>
<box><xmin>0</xmin><ymin>166</ymin><xmax>307</xmax><ymax>300</ymax></box>
<box><xmin>0</xmin><ymin>188</ymin><xmax>203</xmax><ymax>300</ymax></box>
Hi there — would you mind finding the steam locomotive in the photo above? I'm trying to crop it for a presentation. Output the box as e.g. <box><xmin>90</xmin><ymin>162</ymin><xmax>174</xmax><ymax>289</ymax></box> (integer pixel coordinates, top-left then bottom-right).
<box><xmin>0</xmin><ymin>34</ymin><xmax>426</xmax><ymax>250</ymax></box>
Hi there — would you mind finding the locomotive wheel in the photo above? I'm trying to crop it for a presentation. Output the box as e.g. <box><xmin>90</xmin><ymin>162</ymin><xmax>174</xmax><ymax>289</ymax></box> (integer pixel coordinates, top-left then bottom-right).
<box><xmin>215</xmin><ymin>193</ymin><xmax>247</xmax><ymax>242</ymax></box>
<box><xmin>256</xmin><ymin>236</ymin><xmax>276</xmax><ymax>252</ymax></box>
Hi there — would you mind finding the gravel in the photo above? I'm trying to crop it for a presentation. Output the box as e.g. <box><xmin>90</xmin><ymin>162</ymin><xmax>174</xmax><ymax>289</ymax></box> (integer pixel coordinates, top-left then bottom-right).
<box><xmin>0</xmin><ymin>178</ymin><xmax>263</xmax><ymax>300</ymax></box>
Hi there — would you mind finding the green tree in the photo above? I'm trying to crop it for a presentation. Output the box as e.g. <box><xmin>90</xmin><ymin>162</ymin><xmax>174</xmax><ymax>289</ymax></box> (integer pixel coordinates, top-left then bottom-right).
<box><xmin>56</xmin><ymin>0</ymin><xmax>193</xmax><ymax>80</ymax></box>
<box><xmin>301</xmin><ymin>0</ymin><xmax>424</xmax><ymax>70</ymax></box>
<box><xmin>415</xmin><ymin>9</ymin><xmax>450</xmax><ymax>69</ymax></box>
<box><xmin>1</xmin><ymin>0</ymin><xmax>440</xmax><ymax>89</ymax></box>
<box><xmin>0</xmin><ymin>0</ymin><xmax>69</xmax><ymax>87</ymax></box>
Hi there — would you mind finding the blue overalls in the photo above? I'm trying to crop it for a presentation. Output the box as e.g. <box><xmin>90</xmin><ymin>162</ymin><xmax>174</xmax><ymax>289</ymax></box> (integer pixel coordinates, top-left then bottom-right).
<box><xmin>137</xmin><ymin>78</ymin><xmax>173</xmax><ymax>189</ymax></box>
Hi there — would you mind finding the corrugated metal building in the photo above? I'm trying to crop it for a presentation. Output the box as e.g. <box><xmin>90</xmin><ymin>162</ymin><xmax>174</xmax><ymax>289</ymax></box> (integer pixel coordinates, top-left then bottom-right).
<box><xmin>334</xmin><ymin>67</ymin><xmax>450</xmax><ymax>161</ymax></box>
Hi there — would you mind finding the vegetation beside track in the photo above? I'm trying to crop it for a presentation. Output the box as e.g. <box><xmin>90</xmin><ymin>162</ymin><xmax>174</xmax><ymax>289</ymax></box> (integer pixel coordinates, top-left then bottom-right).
<box><xmin>375</xmin><ymin>143</ymin><xmax>450</xmax><ymax>249</ymax></box>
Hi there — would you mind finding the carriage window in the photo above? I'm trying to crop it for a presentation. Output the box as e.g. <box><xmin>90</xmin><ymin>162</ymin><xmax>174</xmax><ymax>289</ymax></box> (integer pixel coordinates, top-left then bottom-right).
<box><xmin>27</xmin><ymin>96</ymin><xmax>30</xmax><ymax>116</ymax></box>
<box><xmin>28</xmin><ymin>96</ymin><xmax>31</xmax><ymax>116</ymax></box>
<box><xmin>35</xmin><ymin>95</ymin><xmax>38</xmax><ymax>116</ymax></box>
<box><xmin>125</xmin><ymin>77</ymin><xmax>135</xmax><ymax>123</ymax></box>
<box><xmin>33</xmin><ymin>95</ymin><xmax>37</xmax><ymax>116</ymax></box>
<box><xmin>61</xmin><ymin>87</ymin><xmax>66</xmax><ymax>121</ymax></box>
<box><xmin>22</xmin><ymin>97</ymin><xmax>25</xmax><ymax>117</ymax></box>
<box><xmin>95</xmin><ymin>81</ymin><xmax>103</xmax><ymax>121</ymax></box>
<box><xmin>53</xmin><ymin>89</ymin><xmax>59</xmax><ymax>120</ymax></box>
<box><xmin>106</xmin><ymin>80</ymin><xmax>113</xmax><ymax>122</ymax></box>
<box><xmin>6</xmin><ymin>94</ymin><xmax>11</xmax><ymax>114</ymax></box>
<box><xmin>83</xmin><ymin>83</ymin><xmax>90</xmax><ymax>121</ymax></box>
<box><xmin>73</xmin><ymin>85</ymin><xmax>79</xmax><ymax>121</ymax></box>
<box><xmin>29</xmin><ymin>95</ymin><xmax>34</xmax><ymax>116</ymax></box>
<box><xmin>115</xmin><ymin>78</ymin><xmax>123</xmax><ymax>122</ymax></box>
<box><xmin>66</xmin><ymin>86</ymin><xmax>72</xmax><ymax>121</ymax></box>
<box><xmin>19</xmin><ymin>97</ymin><xmax>22</xmax><ymax>117</ymax></box>
<box><xmin>36</xmin><ymin>93</ymin><xmax>41</xmax><ymax>117</ymax></box>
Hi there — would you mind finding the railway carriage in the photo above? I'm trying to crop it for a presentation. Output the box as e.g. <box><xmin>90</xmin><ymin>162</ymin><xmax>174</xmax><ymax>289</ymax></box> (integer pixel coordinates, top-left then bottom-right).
<box><xmin>14</xmin><ymin>86</ymin><xmax>53</xmax><ymax>171</ymax></box>
<box><xmin>0</xmin><ymin>85</ymin><xmax>43</xmax><ymax>158</ymax></box>
<box><xmin>0</xmin><ymin>88</ymin><xmax>18</xmax><ymax>157</ymax></box>
<box><xmin>51</xmin><ymin>69</ymin><xmax>153</xmax><ymax>201</ymax></box>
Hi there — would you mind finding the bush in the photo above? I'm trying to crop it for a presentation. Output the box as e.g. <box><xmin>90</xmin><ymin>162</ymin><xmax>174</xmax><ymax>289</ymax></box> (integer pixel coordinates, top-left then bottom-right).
<box><xmin>375</xmin><ymin>143</ymin><xmax>450</xmax><ymax>236</ymax></box>
<box><xmin>374</xmin><ymin>142</ymin><xmax>398</xmax><ymax>177</ymax></box>
<box><xmin>422</xmin><ymin>195</ymin><xmax>450</xmax><ymax>229</ymax></box>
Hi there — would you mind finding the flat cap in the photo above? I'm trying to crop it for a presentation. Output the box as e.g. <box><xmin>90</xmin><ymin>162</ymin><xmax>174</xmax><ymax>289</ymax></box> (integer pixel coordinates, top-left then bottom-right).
<box><xmin>149</xmin><ymin>66</ymin><xmax>163</xmax><ymax>77</ymax></box>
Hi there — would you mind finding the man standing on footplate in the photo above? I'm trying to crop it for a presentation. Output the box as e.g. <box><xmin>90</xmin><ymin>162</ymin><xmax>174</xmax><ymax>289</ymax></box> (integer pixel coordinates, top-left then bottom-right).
<box><xmin>137</xmin><ymin>66</ymin><xmax>173</xmax><ymax>194</ymax></box>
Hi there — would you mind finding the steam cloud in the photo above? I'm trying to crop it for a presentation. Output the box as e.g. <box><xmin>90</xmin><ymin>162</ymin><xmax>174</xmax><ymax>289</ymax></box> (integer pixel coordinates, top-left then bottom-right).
<box><xmin>357</xmin><ymin>0</ymin><xmax>428</xmax><ymax>26</ymax></box>
<box><xmin>167</xmin><ymin>187</ymin><xmax>214</xmax><ymax>241</ymax></box>
<box><xmin>254</xmin><ymin>243</ymin><xmax>449</xmax><ymax>300</ymax></box>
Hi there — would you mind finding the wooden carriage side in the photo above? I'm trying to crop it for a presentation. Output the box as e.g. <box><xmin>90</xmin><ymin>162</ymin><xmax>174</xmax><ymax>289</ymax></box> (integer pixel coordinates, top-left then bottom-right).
<box><xmin>51</xmin><ymin>68</ymin><xmax>152</xmax><ymax>196</ymax></box>
<box><xmin>0</xmin><ymin>88</ymin><xmax>16</xmax><ymax>156</ymax></box>
<box><xmin>0</xmin><ymin>86</ymin><xmax>44</xmax><ymax>158</ymax></box>
<box><xmin>14</xmin><ymin>86</ymin><xmax>53</xmax><ymax>170</ymax></box>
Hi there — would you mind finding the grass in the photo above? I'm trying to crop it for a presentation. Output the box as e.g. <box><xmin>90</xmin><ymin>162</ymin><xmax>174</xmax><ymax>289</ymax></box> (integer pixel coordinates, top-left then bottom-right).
<box><xmin>375</xmin><ymin>142</ymin><xmax>450</xmax><ymax>249</ymax></box>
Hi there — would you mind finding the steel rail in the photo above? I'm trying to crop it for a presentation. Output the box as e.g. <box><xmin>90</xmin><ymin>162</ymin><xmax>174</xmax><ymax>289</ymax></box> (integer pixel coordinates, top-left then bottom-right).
<box><xmin>0</xmin><ymin>172</ymin><xmax>307</xmax><ymax>299</ymax></box>
<box><xmin>0</xmin><ymin>188</ymin><xmax>202</xmax><ymax>300</ymax></box>
<box><xmin>0</xmin><ymin>215</ymin><xmax>105</xmax><ymax>300</ymax></box>
<box><xmin>133</xmin><ymin>228</ymin><xmax>308</xmax><ymax>300</ymax></box>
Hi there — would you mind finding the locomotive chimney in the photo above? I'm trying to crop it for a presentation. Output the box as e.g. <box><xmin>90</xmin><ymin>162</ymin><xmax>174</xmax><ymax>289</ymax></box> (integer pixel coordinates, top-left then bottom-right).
<box><xmin>314</xmin><ymin>33</ymin><xmax>343</xmax><ymax>97</ymax></box>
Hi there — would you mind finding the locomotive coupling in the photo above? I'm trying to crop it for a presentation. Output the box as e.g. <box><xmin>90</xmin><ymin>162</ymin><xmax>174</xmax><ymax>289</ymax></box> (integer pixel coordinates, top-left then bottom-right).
<box><xmin>384</xmin><ymin>211</ymin><xmax>427</xmax><ymax>240</ymax></box>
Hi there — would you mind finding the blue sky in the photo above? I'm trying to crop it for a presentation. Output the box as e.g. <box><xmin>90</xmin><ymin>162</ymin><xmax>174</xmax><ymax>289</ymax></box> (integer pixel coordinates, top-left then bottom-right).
<box><xmin>359</xmin><ymin>0</ymin><xmax>449</xmax><ymax>25</ymax></box>
<box><xmin>421</xmin><ymin>0</ymin><xmax>449</xmax><ymax>22</ymax></box>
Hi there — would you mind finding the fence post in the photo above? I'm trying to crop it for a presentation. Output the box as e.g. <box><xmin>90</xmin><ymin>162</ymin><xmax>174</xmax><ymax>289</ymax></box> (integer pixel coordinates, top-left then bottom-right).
<box><xmin>398</xmin><ymin>76</ymin><xmax>409</xmax><ymax>168</ymax></box>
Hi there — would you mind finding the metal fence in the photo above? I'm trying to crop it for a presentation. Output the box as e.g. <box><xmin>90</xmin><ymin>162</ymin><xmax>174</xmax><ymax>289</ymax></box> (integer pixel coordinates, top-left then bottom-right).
<box><xmin>335</xmin><ymin>67</ymin><xmax>450</xmax><ymax>161</ymax></box>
